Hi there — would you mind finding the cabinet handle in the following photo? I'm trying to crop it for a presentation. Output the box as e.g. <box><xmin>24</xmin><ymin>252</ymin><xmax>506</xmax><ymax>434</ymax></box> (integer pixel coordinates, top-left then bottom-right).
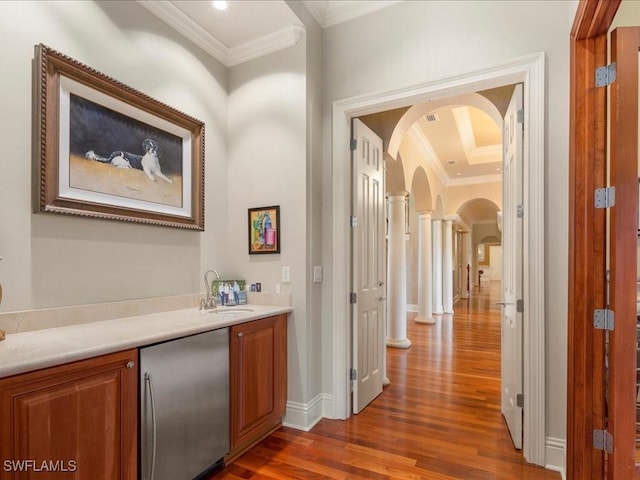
<box><xmin>237</xmin><ymin>332</ymin><xmax>244</xmax><ymax>338</ymax></box>
<box><xmin>126</xmin><ymin>361</ymin><xmax>135</xmax><ymax>369</ymax></box>
<box><xmin>144</xmin><ymin>373</ymin><xmax>157</xmax><ymax>480</ymax></box>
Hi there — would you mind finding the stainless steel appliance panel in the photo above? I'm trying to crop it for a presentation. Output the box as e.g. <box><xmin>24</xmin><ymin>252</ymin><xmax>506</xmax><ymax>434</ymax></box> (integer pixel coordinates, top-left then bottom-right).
<box><xmin>140</xmin><ymin>328</ymin><xmax>229</xmax><ymax>480</ymax></box>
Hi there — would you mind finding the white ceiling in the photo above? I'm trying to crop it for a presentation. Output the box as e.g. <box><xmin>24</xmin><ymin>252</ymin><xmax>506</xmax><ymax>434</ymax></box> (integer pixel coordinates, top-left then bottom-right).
<box><xmin>138</xmin><ymin>0</ymin><xmax>503</xmax><ymax>224</ymax></box>
<box><xmin>138</xmin><ymin>0</ymin><xmax>399</xmax><ymax>67</ymax></box>
<box><xmin>406</xmin><ymin>104</ymin><xmax>503</xmax><ymax>187</ymax></box>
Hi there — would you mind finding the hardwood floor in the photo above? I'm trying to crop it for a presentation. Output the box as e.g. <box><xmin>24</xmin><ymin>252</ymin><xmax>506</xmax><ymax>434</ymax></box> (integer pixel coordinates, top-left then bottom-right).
<box><xmin>212</xmin><ymin>282</ymin><xmax>561</xmax><ymax>479</ymax></box>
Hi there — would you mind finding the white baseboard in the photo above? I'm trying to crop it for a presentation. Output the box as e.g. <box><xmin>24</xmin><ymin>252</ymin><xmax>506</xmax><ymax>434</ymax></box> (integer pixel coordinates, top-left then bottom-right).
<box><xmin>545</xmin><ymin>437</ymin><xmax>566</xmax><ymax>480</ymax></box>
<box><xmin>282</xmin><ymin>394</ymin><xmax>331</xmax><ymax>431</ymax></box>
<box><xmin>406</xmin><ymin>303</ymin><xmax>418</xmax><ymax>313</ymax></box>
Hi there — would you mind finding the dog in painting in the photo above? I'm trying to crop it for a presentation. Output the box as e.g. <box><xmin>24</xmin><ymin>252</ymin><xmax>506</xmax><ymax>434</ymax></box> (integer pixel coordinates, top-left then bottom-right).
<box><xmin>85</xmin><ymin>138</ymin><xmax>173</xmax><ymax>183</ymax></box>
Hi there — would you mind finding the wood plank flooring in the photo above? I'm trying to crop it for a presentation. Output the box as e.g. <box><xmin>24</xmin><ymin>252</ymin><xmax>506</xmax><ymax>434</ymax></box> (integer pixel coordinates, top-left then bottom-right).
<box><xmin>212</xmin><ymin>282</ymin><xmax>561</xmax><ymax>479</ymax></box>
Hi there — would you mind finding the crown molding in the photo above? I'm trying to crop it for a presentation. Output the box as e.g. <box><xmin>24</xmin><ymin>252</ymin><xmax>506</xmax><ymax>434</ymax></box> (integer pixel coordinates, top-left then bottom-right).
<box><xmin>137</xmin><ymin>1</ymin><xmax>304</xmax><ymax>67</ymax></box>
<box><xmin>407</xmin><ymin>123</ymin><xmax>502</xmax><ymax>187</ymax></box>
<box><xmin>137</xmin><ymin>1</ymin><xmax>229</xmax><ymax>65</ymax></box>
<box><xmin>451</xmin><ymin>105</ymin><xmax>501</xmax><ymax>165</ymax></box>
<box><xmin>302</xmin><ymin>0</ymin><xmax>401</xmax><ymax>28</ymax></box>
<box><xmin>302</xmin><ymin>1</ymin><xmax>328</xmax><ymax>26</ymax></box>
<box><xmin>447</xmin><ymin>173</ymin><xmax>503</xmax><ymax>187</ymax></box>
<box><xmin>407</xmin><ymin>123</ymin><xmax>450</xmax><ymax>186</ymax></box>
<box><xmin>228</xmin><ymin>25</ymin><xmax>305</xmax><ymax>66</ymax></box>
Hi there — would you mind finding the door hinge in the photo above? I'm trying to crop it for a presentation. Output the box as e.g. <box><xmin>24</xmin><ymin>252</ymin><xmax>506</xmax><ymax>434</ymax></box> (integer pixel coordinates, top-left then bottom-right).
<box><xmin>516</xmin><ymin>299</ymin><xmax>524</xmax><ymax>313</ymax></box>
<box><xmin>593</xmin><ymin>429</ymin><xmax>613</xmax><ymax>453</ymax></box>
<box><xmin>594</xmin><ymin>309</ymin><xmax>615</xmax><ymax>331</ymax></box>
<box><xmin>516</xmin><ymin>204</ymin><xmax>524</xmax><ymax>219</ymax></box>
<box><xmin>350</xmin><ymin>139</ymin><xmax>357</xmax><ymax>151</ymax></box>
<box><xmin>350</xmin><ymin>215</ymin><xmax>358</xmax><ymax>228</ymax></box>
<box><xmin>594</xmin><ymin>187</ymin><xmax>615</xmax><ymax>208</ymax></box>
<box><xmin>350</xmin><ymin>368</ymin><xmax>357</xmax><ymax>381</ymax></box>
<box><xmin>516</xmin><ymin>393</ymin><xmax>524</xmax><ymax>408</ymax></box>
<box><xmin>517</xmin><ymin>109</ymin><xmax>524</xmax><ymax>124</ymax></box>
<box><xmin>595</xmin><ymin>63</ymin><xmax>616</xmax><ymax>87</ymax></box>
<box><xmin>350</xmin><ymin>292</ymin><xmax>357</xmax><ymax>304</ymax></box>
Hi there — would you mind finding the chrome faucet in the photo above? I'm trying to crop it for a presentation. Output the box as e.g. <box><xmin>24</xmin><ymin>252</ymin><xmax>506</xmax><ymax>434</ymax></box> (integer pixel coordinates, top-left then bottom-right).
<box><xmin>201</xmin><ymin>269</ymin><xmax>220</xmax><ymax>310</ymax></box>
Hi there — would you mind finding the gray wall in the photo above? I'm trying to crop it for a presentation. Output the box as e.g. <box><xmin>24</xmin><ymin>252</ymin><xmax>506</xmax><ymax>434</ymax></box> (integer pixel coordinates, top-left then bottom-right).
<box><xmin>227</xmin><ymin>38</ymin><xmax>313</xmax><ymax>408</ymax></box>
<box><xmin>0</xmin><ymin>1</ymin><xmax>227</xmax><ymax>312</ymax></box>
<box><xmin>321</xmin><ymin>0</ymin><xmax>576</xmax><ymax>448</ymax></box>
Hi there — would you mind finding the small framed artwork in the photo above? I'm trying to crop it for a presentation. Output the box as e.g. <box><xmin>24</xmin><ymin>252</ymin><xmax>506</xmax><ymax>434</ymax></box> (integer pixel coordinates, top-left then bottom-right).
<box><xmin>248</xmin><ymin>206</ymin><xmax>280</xmax><ymax>254</ymax></box>
<box><xmin>34</xmin><ymin>44</ymin><xmax>205</xmax><ymax>230</ymax></box>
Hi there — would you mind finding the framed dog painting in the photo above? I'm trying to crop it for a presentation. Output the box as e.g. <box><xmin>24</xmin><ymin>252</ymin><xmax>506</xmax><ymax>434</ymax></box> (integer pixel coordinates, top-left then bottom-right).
<box><xmin>34</xmin><ymin>44</ymin><xmax>205</xmax><ymax>230</ymax></box>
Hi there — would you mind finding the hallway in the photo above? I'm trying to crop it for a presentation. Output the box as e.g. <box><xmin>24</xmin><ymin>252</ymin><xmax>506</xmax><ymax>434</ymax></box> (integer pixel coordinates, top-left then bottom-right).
<box><xmin>213</xmin><ymin>282</ymin><xmax>560</xmax><ymax>479</ymax></box>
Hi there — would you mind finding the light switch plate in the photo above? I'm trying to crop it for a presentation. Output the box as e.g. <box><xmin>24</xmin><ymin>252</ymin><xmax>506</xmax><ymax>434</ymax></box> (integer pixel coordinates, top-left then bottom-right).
<box><xmin>313</xmin><ymin>266</ymin><xmax>323</xmax><ymax>283</ymax></box>
<box><xmin>281</xmin><ymin>266</ymin><xmax>290</xmax><ymax>283</ymax></box>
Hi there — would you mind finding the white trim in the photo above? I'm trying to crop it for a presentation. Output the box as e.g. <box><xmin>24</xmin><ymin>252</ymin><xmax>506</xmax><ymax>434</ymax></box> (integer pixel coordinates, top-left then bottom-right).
<box><xmin>136</xmin><ymin>1</ymin><xmax>304</xmax><ymax>67</ymax></box>
<box><xmin>228</xmin><ymin>26</ymin><xmax>305</xmax><ymax>67</ymax></box>
<box><xmin>451</xmin><ymin>106</ymin><xmax>501</xmax><ymax>165</ymax></box>
<box><xmin>137</xmin><ymin>1</ymin><xmax>229</xmax><ymax>65</ymax></box>
<box><xmin>331</xmin><ymin>52</ymin><xmax>546</xmax><ymax>465</ymax></box>
<box><xmin>283</xmin><ymin>394</ymin><xmax>329</xmax><ymax>431</ymax></box>
<box><xmin>406</xmin><ymin>122</ymin><xmax>502</xmax><ymax>187</ymax></box>
<box><xmin>545</xmin><ymin>437</ymin><xmax>566</xmax><ymax>480</ymax></box>
<box><xmin>406</xmin><ymin>303</ymin><xmax>419</xmax><ymax>312</ymax></box>
<box><xmin>406</xmin><ymin>122</ymin><xmax>449</xmax><ymax>185</ymax></box>
<box><xmin>302</xmin><ymin>1</ymin><xmax>401</xmax><ymax>28</ymax></box>
<box><xmin>447</xmin><ymin>173</ymin><xmax>502</xmax><ymax>187</ymax></box>
<box><xmin>444</xmin><ymin>214</ymin><xmax>471</xmax><ymax>233</ymax></box>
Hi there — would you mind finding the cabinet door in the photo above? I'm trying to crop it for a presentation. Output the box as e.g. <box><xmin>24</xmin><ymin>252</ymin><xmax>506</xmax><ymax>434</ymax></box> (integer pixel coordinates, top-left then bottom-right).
<box><xmin>230</xmin><ymin>314</ymin><xmax>287</xmax><ymax>456</ymax></box>
<box><xmin>0</xmin><ymin>350</ymin><xmax>137</xmax><ymax>480</ymax></box>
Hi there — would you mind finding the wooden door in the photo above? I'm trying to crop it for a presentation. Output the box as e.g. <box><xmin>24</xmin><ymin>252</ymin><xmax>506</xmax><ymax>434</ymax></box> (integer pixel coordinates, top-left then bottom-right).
<box><xmin>609</xmin><ymin>26</ymin><xmax>640</xmax><ymax>479</ymax></box>
<box><xmin>0</xmin><ymin>350</ymin><xmax>137</xmax><ymax>480</ymax></box>
<box><xmin>567</xmin><ymin>1</ymin><xmax>620</xmax><ymax>476</ymax></box>
<box><xmin>229</xmin><ymin>314</ymin><xmax>287</xmax><ymax>459</ymax></box>
<box><xmin>500</xmin><ymin>83</ymin><xmax>524</xmax><ymax>450</ymax></box>
<box><xmin>351</xmin><ymin>118</ymin><xmax>385</xmax><ymax>414</ymax></box>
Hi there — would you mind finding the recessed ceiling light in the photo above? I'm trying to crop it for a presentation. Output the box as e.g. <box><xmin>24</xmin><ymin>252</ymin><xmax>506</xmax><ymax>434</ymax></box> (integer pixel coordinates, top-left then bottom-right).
<box><xmin>212</xmin><ymin>1</ymin><xmax>228</xmax><ymax>10</ymax></box>
<box><xmin>496</xmin><ymin>168</ymin><xmax>502</xmax><ymax>172</ymax></box>
<box><xmin>456</xmin><ymin>172</ymin><xmax>462</xmax><ymax>176</ymax></box>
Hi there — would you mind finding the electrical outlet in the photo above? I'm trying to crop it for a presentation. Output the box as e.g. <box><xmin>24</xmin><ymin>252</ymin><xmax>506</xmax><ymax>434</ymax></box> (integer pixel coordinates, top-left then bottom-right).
<box><xmin>281</xmin><ymin>266</ymin><xmax>290</xmax><ymax>283</ymax></box>
<box><xmin>313</xmin><ymin>266</ymin><xmax>323</xmax><ymax>283</ymax></box>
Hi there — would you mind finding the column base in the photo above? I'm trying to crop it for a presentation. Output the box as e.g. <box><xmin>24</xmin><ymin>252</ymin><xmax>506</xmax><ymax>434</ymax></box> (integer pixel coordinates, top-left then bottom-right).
<box><xmin>433</xmin><ymin>308</ymin><xmax>444</xmax><ymax>315</ymax></box>
<box><xmin>415</xmin><ymin>315</ymin><xmax>436</xmax><ymax>324</ymax></box>
<box><xmin>444</xmin><ymin>310</ymin><xmax>454</xmax><ymax>315</ymax></box>
<box><xmin>383</xmin><ymin>377</ymin><xmax>390</xmax><ymax>387</ymax></box>
<box><xmin>386</xmin><ymin>338</ymin><xmax>412</xmax><ymax>349</ymax></box>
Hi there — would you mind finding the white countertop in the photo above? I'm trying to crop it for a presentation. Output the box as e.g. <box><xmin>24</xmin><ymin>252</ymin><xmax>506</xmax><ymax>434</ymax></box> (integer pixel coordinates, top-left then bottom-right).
<box><xmin>0</xmin><ymin>304</ymin><xmax>292</xmax><ymax>379</ymax></box>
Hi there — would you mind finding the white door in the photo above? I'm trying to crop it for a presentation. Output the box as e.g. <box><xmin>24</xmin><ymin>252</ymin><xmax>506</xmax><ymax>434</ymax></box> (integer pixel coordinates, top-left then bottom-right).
<box><xmin>500</xmin><ymin>84</ymin><xmax>524</xmax><ymax>449</ymax></box>
<box><xmin>351</xmin><ymin>119</ymin><xmax>385</xmax><ymax>414</ymax></box>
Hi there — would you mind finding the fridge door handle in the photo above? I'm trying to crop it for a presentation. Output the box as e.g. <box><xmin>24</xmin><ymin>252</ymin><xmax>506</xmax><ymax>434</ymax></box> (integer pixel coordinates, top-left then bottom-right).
<box><xmin>144</xmin><ymin>372</ymin><xmax>158</xmax><ymax>480</ymax></box>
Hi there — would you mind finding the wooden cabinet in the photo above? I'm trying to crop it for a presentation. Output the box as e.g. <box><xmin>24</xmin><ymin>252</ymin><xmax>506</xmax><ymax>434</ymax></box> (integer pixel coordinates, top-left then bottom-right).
<box><xmin>0</xmin><ymin>350</ymin><xmax>137</xmax><ymax>480</ymax></box>
<box><xmin>228</xmin><ymin>314</ymin><xmax>287</xmax><ymax>461</ymax></box>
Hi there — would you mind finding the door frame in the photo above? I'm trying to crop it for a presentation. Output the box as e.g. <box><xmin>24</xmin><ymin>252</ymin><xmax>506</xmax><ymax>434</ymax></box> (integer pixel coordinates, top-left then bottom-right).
<box><xmin>330</xmin><ymin>53</ymin><xmax>547</xmax><ymax>465</ymax></box>
<box><xmin>567</xmin><ymin>1</ymin><xmax>621</xmax><ymax>478</ymax></box>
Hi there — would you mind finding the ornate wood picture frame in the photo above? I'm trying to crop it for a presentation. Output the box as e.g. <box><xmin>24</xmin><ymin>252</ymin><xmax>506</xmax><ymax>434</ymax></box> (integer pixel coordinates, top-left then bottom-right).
<box><xmin>34</xmin><ymin>44</ymin><xmax>205</xmax><ymax>230</ymax></box>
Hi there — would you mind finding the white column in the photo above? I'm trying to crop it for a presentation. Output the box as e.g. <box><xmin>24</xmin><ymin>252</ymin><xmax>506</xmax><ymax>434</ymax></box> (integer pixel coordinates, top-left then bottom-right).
<box><xmin>432</xmin><ymin>219</ymin><xmax>443</xmax><ymax>315</ymax></box>
<box><xmin>443</xmin><ymin>219</ymin><xmax>454</xmax><ymax>314</ymax></box>
<box><xmin>416</xmin><ymin>212</ymin><xmax>435</xmax><ymax>324</ymax></box>
<box><xmin>386</xmin><ymin>194</ymin><xmax>411</xmax><ymax>348</ymax></box>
